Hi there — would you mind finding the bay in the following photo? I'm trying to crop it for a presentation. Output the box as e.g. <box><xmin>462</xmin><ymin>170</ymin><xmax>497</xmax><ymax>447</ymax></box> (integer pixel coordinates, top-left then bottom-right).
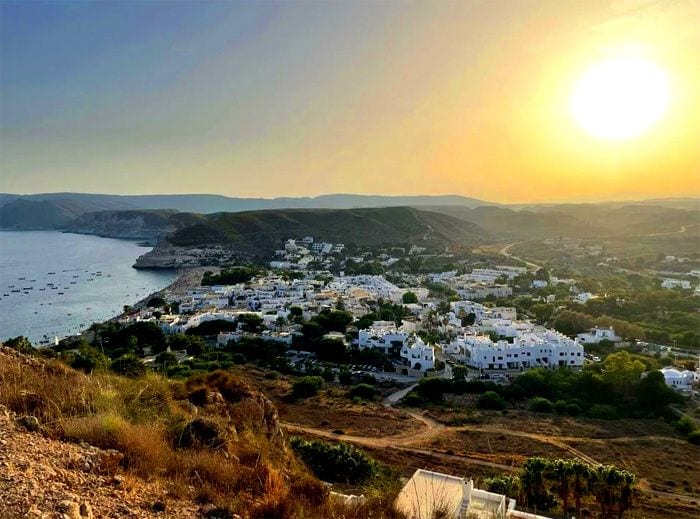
<box><xmin>0</xmin><ymin>231</ymin><xmax>177</xmax><ymax>344</ymax></box>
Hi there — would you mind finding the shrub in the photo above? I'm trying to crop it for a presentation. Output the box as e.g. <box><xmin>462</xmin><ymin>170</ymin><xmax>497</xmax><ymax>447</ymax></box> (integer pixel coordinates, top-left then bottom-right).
<box><xmin>565</xmin><ymin>403</ymin><xmax>582</xmax><ymax>416</ymax></box>
<box><xmin>348</xmin><ymin>384</ymin><xmax>376</xmax><ymax>400</ymax></box>
<box><xmin>177</xmin><ymin>417</ymin><xmax>226</xmax><ymax>450</ymax></box>
<box><xmin>360</xmin><ymin>373</ymin><xmax>377</xmax><ymax>385</ymax></box>
<box><xmin>110</xmin><ymin>354</ymin><xmax>146</xmax><ymax>378</ymax></box>
<box><xmin>528</xmin><ymin>397</ymin><xmax>554</xmax><ymax>413</ymax></box>
<box><xmin>290</xmin><ymin>437</ymin><xmax>379</xmax><ymax>484</ymax></box>
<box><xmin>478</xmin><ymin>391</ymin><xmax>507</xmax><ymax>411</ymax></box>
<box><xmin>687</xmin><ymin>430</ymin><xmax>700</xmax><ymax>445</ymax></box>
<box><xmin>673</xmin><ymin>416</ymin><xmax>696</xmax><ymax>436</ymax></box>
<box><xmin>587</xmin><ymin>404</ymin><xmax>619</xmax><ymax>420</ymax></box>
<box><xmin>401</xmin><ymin>392</ymin><xmax>424</xmax><ymax>407</ymax></box>
<box><xmin>338</xmin><ymin>371</ymin><xmax>353</xmax><ymax>385</ymax></box>
<box><xmin>554</xmin><ymin>400</ymin><xmax>567</xmax><ymax>414</ymax></box>
<box><xmin>291</xmin><ymin>376</ymin><xmax>324</xmax><ymax>399</ymax></box>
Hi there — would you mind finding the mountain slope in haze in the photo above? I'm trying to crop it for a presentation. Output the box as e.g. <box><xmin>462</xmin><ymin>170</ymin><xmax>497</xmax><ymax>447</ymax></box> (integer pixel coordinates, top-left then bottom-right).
<box><xmin>429</xmin><ymin>204</ymin><xmax>700</xmax><ymax>238</ymax></box>
<box><xmin>66</xmin><ymin>209</ymin><xmax>209</xmax><ymax>241</ymax></box>
<box><xmin>427</xmin><ymin>206</ymin><xmax>608</xmax><ymax>238</ymax></box>
<box><xmin>0</xmin><ymin>193</ymin><xmax>495</xmax><ymax>226</ymax></box>
<box><xmin>166</xmin><ymin>206</ymin><xmax>488</xmax><ymax>257</ymax></box>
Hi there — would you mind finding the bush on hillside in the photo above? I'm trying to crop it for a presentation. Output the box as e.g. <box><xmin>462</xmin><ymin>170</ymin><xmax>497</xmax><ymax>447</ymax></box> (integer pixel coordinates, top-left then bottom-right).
<box><xmin>687</xmin><ymin>430</ymin><xmax>700</xmax><ymax>445</ymax></box>
<box><xmin>348</xmin><ymin>383</ymin><xmax>376</xmax><ymax>400</ymax></box>
<box><xmin>478</xmin><ymin>391</ymin><xmax>507</xmax><ymax>411</ymax></box>
<box><xmin>291</xmin><ymin>376</ymin><xmax>324</xmax><ymax>399</ymax></box>
<box><xmin>290</xmin><ymin>437</ymin><xmax>379</xmax><ymax>485</ymax></box>
<box><xmin>587</xmin><ymin>404</ymin><xmax>619</xmax><ymax>420</ymax></box>
<box><xmin>528</xmin><ymin>397</ymin><xmax>554</xmax><ymax>413</ymax></box>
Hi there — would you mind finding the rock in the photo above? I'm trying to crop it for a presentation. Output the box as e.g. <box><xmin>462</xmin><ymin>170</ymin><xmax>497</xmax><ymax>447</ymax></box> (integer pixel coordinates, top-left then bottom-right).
<box><xmin>24</xmin><ymin>504</ymin><xmax>44</xmax><ymax>518</ymax></box>
<box><xmin>16</xmin><ymin>415</ymin><xmax>40</xmax><ymax>432</ymax></box>
<box><xmin>57</xmin><ymin>500</ymin><xmax>80</xmax><ymax>519</ymax></box>
<box><xmin>56</xmin><ymin>499</ymin><xmax>92</xmax><ymax>519</ymax></box>
<box><xmin>79</xmin><ymin>502</ymin><xmax>93</xmax><ymax>519</ymax></box>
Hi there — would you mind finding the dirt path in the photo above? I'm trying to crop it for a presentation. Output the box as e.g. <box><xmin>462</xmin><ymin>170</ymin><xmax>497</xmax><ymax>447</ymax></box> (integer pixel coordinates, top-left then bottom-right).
<box><xmin>282</xmin><ymin>409</ymin><xmax>700</xmax><ymax>504</ymax></box>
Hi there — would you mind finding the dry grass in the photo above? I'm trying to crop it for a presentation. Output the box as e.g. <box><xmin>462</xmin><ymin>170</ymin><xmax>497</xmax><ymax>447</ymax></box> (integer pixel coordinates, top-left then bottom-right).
<box><xmin>228</xmin><ymin>364</ymin><xmax>422</xmax><ymax>437</ymax></box>
<box><xmin>0</xmin><ymin>348</ymin><xmax>406</xmax><ymax>517</ymax></box>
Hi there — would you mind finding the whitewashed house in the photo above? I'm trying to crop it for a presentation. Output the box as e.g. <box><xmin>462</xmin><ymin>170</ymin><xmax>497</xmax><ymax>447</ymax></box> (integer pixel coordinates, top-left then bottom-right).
<box><xmin>659</xmin><ymin>367</ymin><xmax>696</xmax><ymax>391</ymax></box>
<box><xmin>400</xmin><ymin>336</ymin><xmax>435</xmax><ymax>371</ymax></box>
<box><xmin>576</xmin><ymin>326</ymin><xmax>621</xmax><ymax>344</ymax></box>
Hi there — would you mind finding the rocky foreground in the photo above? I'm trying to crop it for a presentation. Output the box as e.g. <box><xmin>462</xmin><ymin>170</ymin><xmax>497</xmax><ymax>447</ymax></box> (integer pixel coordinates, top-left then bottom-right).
<box><xmin>0</xmin><ymin>405</ymin><xmax>204</xmax><ymax>518</ymax></box>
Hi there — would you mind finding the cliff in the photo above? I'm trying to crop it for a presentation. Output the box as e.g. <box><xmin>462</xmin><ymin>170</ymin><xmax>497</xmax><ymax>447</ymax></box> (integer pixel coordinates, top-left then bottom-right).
<box><xmin>67</xmin><ymin>210</ymin><xmax>206</xmax><ymax>241</ymax></box>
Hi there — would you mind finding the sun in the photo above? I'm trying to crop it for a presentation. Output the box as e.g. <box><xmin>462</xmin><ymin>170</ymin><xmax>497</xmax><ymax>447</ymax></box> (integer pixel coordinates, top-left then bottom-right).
<box><xmin>570</xmin><ymin>56</ymin><xmax>670</xmax><ymax>140</ymax></box>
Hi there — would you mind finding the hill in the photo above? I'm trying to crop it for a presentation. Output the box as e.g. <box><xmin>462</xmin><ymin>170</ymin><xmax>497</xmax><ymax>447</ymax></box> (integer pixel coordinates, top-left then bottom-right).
<box><xmin>166</xmin><ymin>206</ymin><xmax>488</xmax><ymax>256</ymax></box>
<box><xmin>0</xmin><ymin>345</ymin><xmax>369</xmax><ymax>518</ymax></box>
<box><xmin>0</xmin><ymin>192</ymin><xmax>495</xmax><ymax>229</ymax></box>
<box><xmin>429</xmin><ymin>204</ymin><xmax>700</xmax><ymax>239</ymax></box>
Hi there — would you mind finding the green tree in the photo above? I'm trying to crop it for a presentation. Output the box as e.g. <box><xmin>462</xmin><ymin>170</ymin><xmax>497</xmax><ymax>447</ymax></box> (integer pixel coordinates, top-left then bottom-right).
<box><xmin>155</xmin><ymin>351</ymin><xmax>178</xmax><ymax>368</ymax></box>
<box><xmin>71</xmin><ymin>343</ymin><xmax>109</xmax><ymax>373</ymax></box>
<box><xmin>402</xmin><ymin>291</ymin><xmax>419</xmax><ymax>304</ymax></box>
<box><xmin>291</xmin><ymin>376</ymin><xmax>324</xmax><ymax>399</ymax></box>
<box><xmin>110</xmin><ymin>353</ymin><xmax>146</xmax><ymax>377</ymax></box>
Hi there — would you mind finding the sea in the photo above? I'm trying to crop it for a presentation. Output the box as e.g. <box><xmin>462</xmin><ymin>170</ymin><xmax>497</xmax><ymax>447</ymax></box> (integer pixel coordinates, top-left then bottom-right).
<box><xmin>0</xmin><ymin>231</ymin><xmax>177</xmax><ymax>344</ymax></box>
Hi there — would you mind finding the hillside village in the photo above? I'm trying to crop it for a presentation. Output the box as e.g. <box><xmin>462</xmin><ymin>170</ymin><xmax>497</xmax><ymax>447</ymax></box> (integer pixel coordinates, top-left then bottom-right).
<box><xmin>117</xmin><ymin>236</ymin><xmax>699</xmax><ymax>393</ymax></box>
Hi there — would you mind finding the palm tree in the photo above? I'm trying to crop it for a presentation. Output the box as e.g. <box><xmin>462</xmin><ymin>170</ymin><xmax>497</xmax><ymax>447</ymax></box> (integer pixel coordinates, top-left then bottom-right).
<box><xmin>571</xmin><ymin>460</ymin><xmax>592</xmax><ymax>516</ymax></box>
<box><xmin>593</xmin><ymin>465</ymin><xmax>624</xmax><ymax>518</ymax></box>
<box><xmin>547</xmin><ymin>459</ymin><xmax>574</xmax><ymax>516</ymax></box>
<box><xmin>618</xmin><ymin>470</ymin><xmax>636</xmax><ymax>518</ymax></box>
<box><xmin>520</xmin><ymin>457</ymin><xmax>551</xmax><ymax>511</ymax></box>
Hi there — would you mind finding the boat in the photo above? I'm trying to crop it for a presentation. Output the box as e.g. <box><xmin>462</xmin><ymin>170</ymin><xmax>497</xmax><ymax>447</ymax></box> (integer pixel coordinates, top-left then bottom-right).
<box><xmin>48</xmin><ymin>272</ymin><xmax>56</xmax><ymax>275</ymax></box>
<box><xmin>2</xmin><ymin>294</ymin><xmax>8</xmax><ymax>297</ymax></box>
<box><xmin>11</xmin><ymin>290</ymin><xmax>20</xmax><ymax>293</ymax></box>
<box><xmin>18</xmin><ymin>277</ymin><xmax>26</xmax><ymax>280</ymax></box>
<box><xmin>58</xmin><ymin>292</ymin><xmax>64</xmax><ymax>295</ymax></box>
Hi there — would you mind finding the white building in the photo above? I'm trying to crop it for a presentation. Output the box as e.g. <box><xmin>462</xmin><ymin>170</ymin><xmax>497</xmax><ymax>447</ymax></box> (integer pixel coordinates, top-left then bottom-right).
<box><xmin>395</xmin><ymin>469</ymin><xmax>524</xmax><ymax>519</ymax></box>
<box><xmin>576</xmin><ymin>326</ymin><xmax>621</xmax><ymax>344</ymax></box>
<box><xmin>358</xmin><ymin>323</ymin><xmax>408</xmax><ymax>354</ymax></box>
<box><xmin>400</xmin><ymin>336</ymin><xmax>435</xmax><ymax>370</ymax></box>
<box><xmin>450</xmin><ymin>330</ymin><xmax>584</xmax><ymax>371</ymax></box>
<box><xmin>574</xmin><ymin>292</ymin><xmax>596</xmax><ymax>304</ymax></box>
<box><xmin>659</xmin><ymin>367</ymin><xmax>696</xmax><ymax>391</ymax></box>
<box><xmin>661</xmin><ymin>278</ymin><xmax>692</xmax><ymax>290</ymax></box>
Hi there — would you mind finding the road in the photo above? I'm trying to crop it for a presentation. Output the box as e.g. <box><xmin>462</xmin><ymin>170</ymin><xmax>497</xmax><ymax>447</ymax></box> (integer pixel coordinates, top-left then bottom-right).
<box><xmin>499</xmin><ymin>243</ymin><xmax>542</xmax><ymax>270</ymax></box>
<box><xmin>646</xmin><ymin>223</ymin><xmax>698</xmax><ymax>237</ymax></box>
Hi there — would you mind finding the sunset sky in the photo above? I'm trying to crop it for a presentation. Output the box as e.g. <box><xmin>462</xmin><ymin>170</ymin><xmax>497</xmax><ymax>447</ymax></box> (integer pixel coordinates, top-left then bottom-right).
<box><xmin>1</xmin><ymin>0</ymin><xmax>698</xmax><ymax>203</ymax></box>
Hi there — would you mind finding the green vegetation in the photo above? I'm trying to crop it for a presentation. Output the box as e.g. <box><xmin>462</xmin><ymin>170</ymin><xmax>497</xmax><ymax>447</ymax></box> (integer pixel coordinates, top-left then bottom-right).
<box><xmin>291</xmin><ymin>376</ymin><xmax>325</xmax><ymax>399</ymax></box>
<box><xmin>409</xmin><ymin>352</ymin><xmax>682</xmax><ymax>419</ymax></box>
<box><xmin>167</xmin><ymin>206</ymin><xmax>486</xmax><ymax>257</ymax></box>
<box><xmin>401</xmin><ymin>291</ymin><xmax>418</xmax><ymax>304</ymax></box>
<box><xmin>486</xmin><ymin>458</ymin><xmax>636</xmax><ymax>517</ymax></box>
<box><xmin>290</xmin><ymin>437</ymin><xmax>382</xmax><ymax>485</ymax></box>
<box><xmin>201</xmin><ymin>266</ymin><xmax>263</xmax><ymax>286</ymax></box>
